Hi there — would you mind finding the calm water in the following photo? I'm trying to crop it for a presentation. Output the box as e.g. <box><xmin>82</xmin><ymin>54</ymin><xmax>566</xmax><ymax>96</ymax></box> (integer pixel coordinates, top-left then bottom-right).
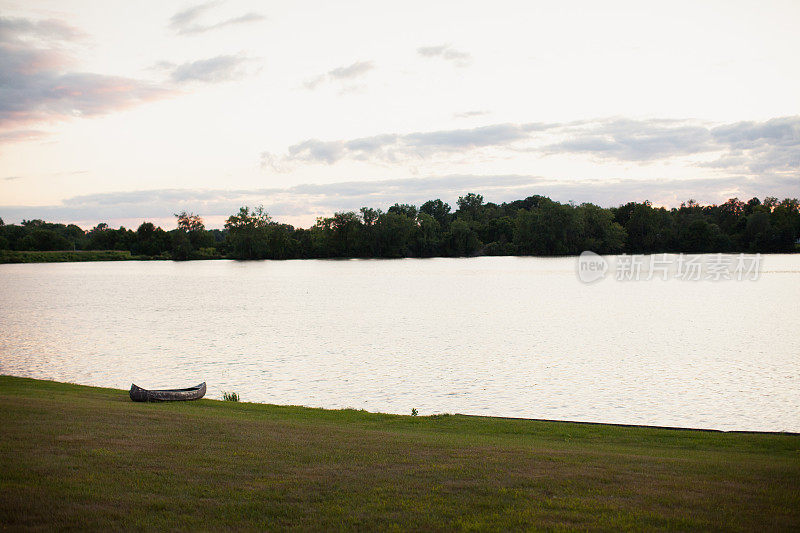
<box><xmin>1</xmin><ymin>255</ymin><xmax>798</xmax><ymax>431</ymax></box>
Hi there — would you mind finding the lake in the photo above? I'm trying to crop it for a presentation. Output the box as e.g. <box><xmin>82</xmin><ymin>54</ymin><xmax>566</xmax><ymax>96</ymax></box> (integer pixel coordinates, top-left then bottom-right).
<box><xmin>1</xmin><ymin>255</ymin><xmax>798</xmax><ymax>431</ymax></box>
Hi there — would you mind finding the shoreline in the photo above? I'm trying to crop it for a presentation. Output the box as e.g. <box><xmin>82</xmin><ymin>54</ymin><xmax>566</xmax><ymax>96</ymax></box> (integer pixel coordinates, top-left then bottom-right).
<box><xmin>4</xmin><ymin>374</ymin><xmax>796</xmax><ymax>435</ymax></box>
<box><xmin>457</xmin><ymin>413</ymin><xmax>800</xmax><ymax>436</ymax></box>
<box><xmin>2</xmin><ymin>375</ymin><xmax>798</xmax><ymax>529</ymax></box>
<box><xmin>2</xmin><ymin>248</ymin><xmax>798</xmax><ymax>264</ymax></box>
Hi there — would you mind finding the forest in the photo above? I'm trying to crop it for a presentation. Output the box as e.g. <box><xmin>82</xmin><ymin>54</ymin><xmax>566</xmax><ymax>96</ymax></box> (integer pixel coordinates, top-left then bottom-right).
<box><xmin>1</xmin><ymin>194</ymin><xmax>798</xmax><ymax>261</ymax></box>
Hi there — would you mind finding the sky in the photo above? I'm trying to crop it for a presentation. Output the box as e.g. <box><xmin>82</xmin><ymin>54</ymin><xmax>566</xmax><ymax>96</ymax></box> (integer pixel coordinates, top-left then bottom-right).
<box><xmin>0</xmin><ymin>0</ymin><xmax>798</xmax><ymax>229</ymax></box>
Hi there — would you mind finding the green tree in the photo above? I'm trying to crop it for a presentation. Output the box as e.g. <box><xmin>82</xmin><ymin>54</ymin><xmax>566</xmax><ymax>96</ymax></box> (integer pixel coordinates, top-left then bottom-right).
<box><xmin>444</xmin><ymin>219</ymin><xmax>481</xmax><ymax>256</ymax></box>
<box><xmin>387</xmin><ymin>203</ymin><xmax>418</xmax><ymax>219</ymax></box>
<box><xmin>769</xmin><ymin>198</ymin><xmax>800</xmax><ymax>252</ymax></box>
<box><xmin>86</xmin><ymin>224</ymin><xmax>134</xmax><ymax>251</ymax></box>
<box><xmin>134</xmin><ymin>222</ymin><xmax>170</xmax><ymax>256</ymax></box>
<box><xmin>175</xmin><ymin>211</ymin><xmax>205</xmax><ymax>232</ymax></box>
<box><xmin>456</xmin><ymin>193</ymin><xmax>484</xmax><ymax>220</ymax></box>
<box><xmin>622</xmin><ymin>202</ymin><xmax>672</xmax><ymax>253</ymax></box>
<box><xmin>513</xmin><ymin>200</ymin><xmax>583</xmax><ymax>255</ymax></box>
<box><xmin>224</xmin><ymin>206</ymin><xmax>273</xmax><ymax>259</ymax></box>
<box><xmin>174</xmin><ymin>212</ymin><xmax>213</xmax><ymax>253</ymax></box>
<box><xmin>358</xmin><ymin>207</ymin><xmax>381</xmax><ymax>256</ymax></box>
<box><xmin>314</xmin><ymin>211</ymin><xmax>363</xmax><ymax>257</ymax></box>
<box><xmin>375</xmin><ymin>212</ymin><xmax>415</xmax><ymax>257</ymax></box>
<box><xmin>580</xmin><ymin>203</ymin><xmax>626</xmax><ymax>254</ymax></box>
<box><xmin>359</xmin><ymin>207</ymin><xmax>380</xmax><ymax>226</ymax></box>
<box><xmin>63</xmin><ymin>224</ymin><xmax>85</xmax><ymax>250</ymax></box>
<box><xmin>264</xmin><ymin>224</ymin><xmax>296</xmax><ymax>259</ymax></box>
<box><xmin>170</xmin><ymin>230</ymin><xmax>193</xmax><ymax>260</ymax></box>
<box><xmin>412</xmin><ymin>213</ymin><xmax>442</xmax><ymax>257</ymax></box>
<box><xmin>419</xmin><ymin>199</ymin><xmax>451</xmax><ymax>227</ymax></box>
<box><xmin>19</xmin><ymin>229</ymin><xmax>69</xmax><ymax>251</ymax></box>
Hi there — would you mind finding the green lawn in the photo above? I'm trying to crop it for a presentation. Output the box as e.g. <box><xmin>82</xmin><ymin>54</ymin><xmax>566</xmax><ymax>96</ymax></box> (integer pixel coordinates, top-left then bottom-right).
<box><xmin>1</xmin><ymin>376</ymin><xmax>798</xmax><ymax>531</ymax></box>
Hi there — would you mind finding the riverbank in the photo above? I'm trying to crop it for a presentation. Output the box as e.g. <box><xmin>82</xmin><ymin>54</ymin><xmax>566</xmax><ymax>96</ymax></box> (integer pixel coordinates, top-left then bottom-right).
<box><xmin>1</xmin><ymin>376</ymin><xmax>798</xmax><ymax>530</ymax></box>
<box><xmin>2</xmin><ymin>248</ymin><xmax>799</xmax><ymax>264</ymax></box>
<box><xmin>0</xmin><ymin>250</ymin><xmax>226</xmax><ymax>263</ymax></box>
<box><xmin>0</xmin><ymin>250</ymin><xmax>140</xmax><ymax>263</ymax></box>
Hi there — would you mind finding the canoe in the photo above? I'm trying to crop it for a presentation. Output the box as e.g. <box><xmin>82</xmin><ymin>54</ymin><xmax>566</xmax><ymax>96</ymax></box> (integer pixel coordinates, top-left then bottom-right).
<box><xmin>129</xmin><ymin>382</ymin><xmax>206</xmax><ymax>402</ymax></box>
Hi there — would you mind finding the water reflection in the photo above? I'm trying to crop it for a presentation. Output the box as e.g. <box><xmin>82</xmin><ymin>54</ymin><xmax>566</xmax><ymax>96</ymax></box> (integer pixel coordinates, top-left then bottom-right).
<box><xmin>0</xmin><ymin>255</ymin><xmax>798</xmax><ymax>431</ymax></box>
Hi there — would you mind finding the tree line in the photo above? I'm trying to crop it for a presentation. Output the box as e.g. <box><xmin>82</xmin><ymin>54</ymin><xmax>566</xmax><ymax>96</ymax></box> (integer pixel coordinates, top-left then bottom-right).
<box><xmin>1</xmin><ymin>194</ymin><xmax>798</xmax><ymax>260</ymax></box>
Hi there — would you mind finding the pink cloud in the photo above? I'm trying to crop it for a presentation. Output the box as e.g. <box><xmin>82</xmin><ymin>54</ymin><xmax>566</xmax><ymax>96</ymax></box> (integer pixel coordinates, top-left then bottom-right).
<box><xmin>0</xmin><ymin>16</ymin><xmax>173</xmax><ymax>140</ymax></box>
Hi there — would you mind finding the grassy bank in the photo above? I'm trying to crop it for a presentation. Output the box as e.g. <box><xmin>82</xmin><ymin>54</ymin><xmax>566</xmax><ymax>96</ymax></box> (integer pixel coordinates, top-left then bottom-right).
<box><xmin>0</xmin><ymin>376</ymin><xmax>798</xmax><ymax>531</ymax></box>
<box><xmin>0</xmin><ymin>250</ymin><xmax>139</xmax><ymax>263</ymax></box>
<box><xmin>0</xmin><ymin>249</ymin><xmax>227</xmax><ymax>263</ymax></box>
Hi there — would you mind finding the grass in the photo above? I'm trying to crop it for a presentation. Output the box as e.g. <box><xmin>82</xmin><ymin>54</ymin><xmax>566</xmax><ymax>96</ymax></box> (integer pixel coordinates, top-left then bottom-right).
<box><xmin>0</xmin><ymin>376</ymin><xmax>798</xmax><ymax>531</ymax></box>
<box><xmin>0</xmin><ymin>249</ymin><xmax>225</xmax><ymax>263</ymax></box>
<box><xmin>0</xmin><ymin>250</ymin><xmax>137</xmax><ymax>263</ymax></box>
<box><xmin>222</xmin><ymin>391</ymin><xmax>240</xmax><ymax>402</ymax></box>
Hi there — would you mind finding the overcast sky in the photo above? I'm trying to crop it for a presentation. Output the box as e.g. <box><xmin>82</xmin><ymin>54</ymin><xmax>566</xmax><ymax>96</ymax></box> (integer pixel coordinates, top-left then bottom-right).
<box><xmin>1</xmin><ymin>0</ymin><xmax>798</xmax><ymax>229</ymax></box>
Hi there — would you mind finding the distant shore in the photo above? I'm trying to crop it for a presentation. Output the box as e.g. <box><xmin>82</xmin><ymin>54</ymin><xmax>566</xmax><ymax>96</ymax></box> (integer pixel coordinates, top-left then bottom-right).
<box><xmin>0</xmin><ymin>249</ymin><xmax>227</xmax><ymax>264</ymax></box>
<box><xmin>1</xmin><ymin>375</ymin><xmax>798</xmax><ymax>530</ymax></box>
<box><xmin>3</xmin><ymin>195</ymin><xmax>798</xmax><ymax>263</ymax></box>
<box><xmin>2</xmin><ymin>248</ymin><xmax>799</xmax><ymax>265</ymax></box>
<box><xmin>0</xmin><ymin>250</ymin><xmax>141</xmax><ymax>263</ymax></box>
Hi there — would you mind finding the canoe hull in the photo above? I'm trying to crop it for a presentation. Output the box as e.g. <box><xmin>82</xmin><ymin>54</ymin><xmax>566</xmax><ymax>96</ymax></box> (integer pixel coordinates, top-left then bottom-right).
<box><xmin>129</xmin><ymin>382</ymin><xmax>206</xmax><ymax>402</ymax></box>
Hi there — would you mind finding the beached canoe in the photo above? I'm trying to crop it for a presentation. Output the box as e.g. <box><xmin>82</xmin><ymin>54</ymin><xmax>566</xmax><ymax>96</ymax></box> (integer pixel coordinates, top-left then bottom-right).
<box><xmin>129</xmin><ymin>382</ymin><xmax>206</xmax><ymax>402</ymax></box>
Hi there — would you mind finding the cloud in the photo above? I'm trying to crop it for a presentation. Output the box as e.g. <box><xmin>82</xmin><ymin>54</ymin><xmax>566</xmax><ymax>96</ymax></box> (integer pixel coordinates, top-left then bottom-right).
<box><xmin>405</xmin><ymin>124</ymin><xmax>538</xmax><ymax>150</ymax></box>
<box><xmin>0</xmin><ymin>129</ymin><xmax>47</xmax><ymax>143</ymax></box>
<box><xmin>0</xmin><ymin>16</ymin><xmax>84</xmax><ymax>43</ymax></box>
<box><xmin>0</xmin><ymin>16</ymin><xmax>171</xmax><ymax>141</ymax></box>
<box><xmin>328</xmin><ymin>61</ymin><xmax>374</xmax><ymax>80</ymax></box>
<box><xmin>0</xmin><ymin>15</ymin><xmax>254</xmax><ymax>143</ymax></box>
<box><xmin>3</xmin><ymin>176</ymin><xmax>22</xmax><ymax>181</ymax></box>
<box><xmin>707</xmin><ymin>117</ymin><xmax>800</xmax><ymax>172</ymax></box>
<box><xmin>304</xmin><ymin>60</ymin><xmax>374</xmax><ymax>90</ymax></box>
<box><xmin>454</xmin><ymin>110</ymin><xmax>490</xmax><ymax>119</ymax></box>
<box><xmin>2</xmin><ymin>174</ymin><xmax>796</xmax><ymax>228</ymax></box>
<box><xmin>169</xmin><ymin>54</ymin><xmax>251</xmax><ymax>83</ymax></box>
<box><xmin>266</xmin><ymin>124</ymin><xmax>544</xmax><ymax>167</ymax></box>
<box><xmin>417</xmin><ymin>44</ymin><xmax>472</xmax><ymax>67</ymax></box>
<box><xmin>545</xmin><ymin>117</ymin><xmax>800</xmax><ymax>174</ymax></box>
<box><xmin>263</xmin><ymin>117</ymin><xmax>800</xmax><ymax>179</ymax></box>
<box><xmin>542</xmin><ymin>119</ymin><xmax>715</xmax><ymax>161</ymax></box>
<box><xmin>169</xmin><ymin>2</ymin><xmax>265</xmax><ymax>35</ymax></box>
